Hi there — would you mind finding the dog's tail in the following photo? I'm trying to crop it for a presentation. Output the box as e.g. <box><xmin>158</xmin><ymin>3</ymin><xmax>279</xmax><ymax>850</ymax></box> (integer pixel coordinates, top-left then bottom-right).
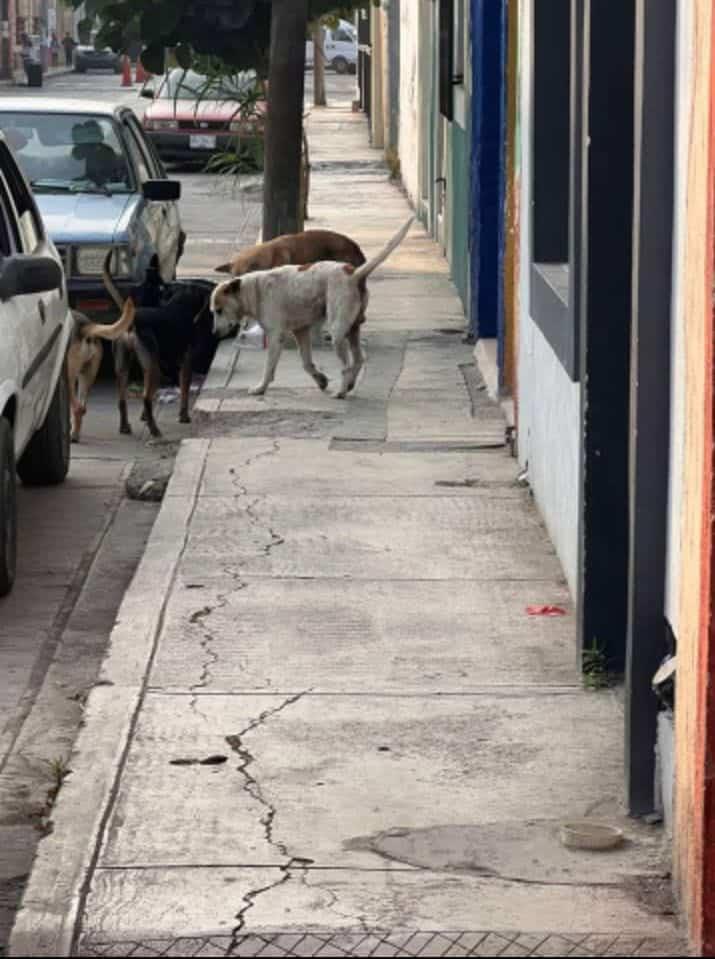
<box><xmin>82</xmin><ymin>298</ymin><xmax>136</xmax><ymax>341</ymax></box>
<box><xmin>102</xmin><ymin>249</ymin><xmax>125</xmax><ymax>310</ymax></box>
<box><xmin>352</xmin><ymin>216</ymin><xmax>414</xmax><ymax>284</ymax></box>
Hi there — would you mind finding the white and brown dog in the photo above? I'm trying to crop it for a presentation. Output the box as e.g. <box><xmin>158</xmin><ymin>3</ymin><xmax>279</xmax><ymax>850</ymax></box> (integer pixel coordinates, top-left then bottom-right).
<box><xmin>210</xmin><ymin>217</ymin><xmax>413</xmax><ymax>398</ymax></box>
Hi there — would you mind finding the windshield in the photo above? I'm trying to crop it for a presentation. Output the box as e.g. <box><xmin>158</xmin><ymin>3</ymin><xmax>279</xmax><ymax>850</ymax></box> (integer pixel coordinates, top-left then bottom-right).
<box><xmin>156</xmin><ymin>69</ymin><xmax>258</xmax><ymax>101</ymax></box>
<box><xmin>0</xmin><ymin>112</ymin><xmax>133</xmax><ymax>195</ymax></box>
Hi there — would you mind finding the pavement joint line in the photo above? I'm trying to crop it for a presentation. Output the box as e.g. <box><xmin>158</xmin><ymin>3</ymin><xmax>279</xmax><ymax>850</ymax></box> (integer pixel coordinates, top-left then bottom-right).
<box><xmin>89</xmin><ymin>866</ymin><xmax>630</xmax><ymax>889</ymax></box>
<box><xmin>164</xmin><ymin>575</ymin><xmax>568</xmax><ymax>583</ymax></box>
<box><xmin>143</xmin><ymin>688</ymin><xmax>585</xmax><ymax>697</ymax></box>
<box><xmin>66</xmin><ymin>447</ymin><xmax>212</xmax><ymax>959</ymax></box>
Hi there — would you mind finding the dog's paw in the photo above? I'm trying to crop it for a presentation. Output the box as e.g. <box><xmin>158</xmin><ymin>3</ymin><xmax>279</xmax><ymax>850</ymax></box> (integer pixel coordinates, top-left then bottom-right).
<box><xmin>119</xmin><ymin>423</ymin><xmax>132</xmax><ymax>435</ymax></box>
<box><xmin>333</xmin><ymin>390</ymin><xmax>347</xmax><ymax>400</ymax></box>
<box><xmin>248</xmin><ymin>385</ymin><xmax>267</xmax><ymax>396</ymax></box>
<box><xmin>70</xmin><ymin>434</ymin><xmax>79</xmax><ymax>444</ymax></box>
<box><xmin>179</xmin><ymin>412</ymin><xmax>191</xmax><ymax>424</ymax></box>
<box><xmin>315</xmin><ymin>372</ymin><xmax>329</xmax><ymax>391</ymax></box>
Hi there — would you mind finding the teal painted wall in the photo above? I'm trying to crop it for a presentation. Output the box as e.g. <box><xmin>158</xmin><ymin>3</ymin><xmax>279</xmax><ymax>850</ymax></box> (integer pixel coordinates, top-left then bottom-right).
<box><xmin>449</xmin><ymin>120</ymin><xmax>470</xmax><ymax>310</ymax></box>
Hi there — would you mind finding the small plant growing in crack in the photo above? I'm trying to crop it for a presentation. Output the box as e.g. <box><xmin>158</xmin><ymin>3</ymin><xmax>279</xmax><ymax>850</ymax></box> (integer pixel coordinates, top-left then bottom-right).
<box><xmin>582</xmin><ymin>641</ymin><xmax>614</xmax><ymax>690</ymax></box>
<box><xmin>33</xmin><ymin>756</ymin><xmax>72</xmax><ymax>835</ymax></box>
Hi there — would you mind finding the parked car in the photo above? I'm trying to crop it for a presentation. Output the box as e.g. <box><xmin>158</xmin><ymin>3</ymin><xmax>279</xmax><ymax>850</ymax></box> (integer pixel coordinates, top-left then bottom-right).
<box><xmin>0</xmin><ymin>132</ymin><xmax>73</xmax><ymax>596</ymax></box>
<box><xmin>74</xmin><ymin>45</ymin><xmax>121</xmax><ymax>74</ymax></box>
<box><xmin>141</xmin><ymin>69</ymin><xmax>265</xmax><ymax>165</ymax></box>
<box><xmin>0</xmin><ymin>99</ymin><xmax>184</xmax><ymax>318</ymax></box>
<box><xmin>305</xmin><ymin>20</ymin><xmax>357</xmax><ymax>74</ymax></box>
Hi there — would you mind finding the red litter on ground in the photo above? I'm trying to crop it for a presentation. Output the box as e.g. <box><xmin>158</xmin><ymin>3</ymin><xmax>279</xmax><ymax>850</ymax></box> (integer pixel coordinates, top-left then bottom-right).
<box><xmin>526</xmin><ymin>605</ymin><xmax>567</xmax><ymax>616</ymax></box>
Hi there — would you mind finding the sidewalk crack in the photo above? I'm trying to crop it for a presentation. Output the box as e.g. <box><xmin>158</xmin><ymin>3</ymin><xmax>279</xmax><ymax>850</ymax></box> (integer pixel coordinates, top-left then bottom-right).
<box><xmin>227</xmin><ymin>856</ymin><xmax>311</xmax><ymax>951</ymax></box>
<box><xmin>225</xmin><ymin>691</ymin><xmax>311</xmax><ymax>857</ymax></box>
<box><xmin>228</xmin><ymin>447</ymin><xmax>285</xmax><ymax>561</ymax></box>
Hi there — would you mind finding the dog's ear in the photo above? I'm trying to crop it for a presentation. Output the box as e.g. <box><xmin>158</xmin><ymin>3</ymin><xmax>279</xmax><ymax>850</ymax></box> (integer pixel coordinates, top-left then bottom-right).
<box><xmin>225</xmin><ymin>277</ymin><xmax>242</xmax><ymax>296</ymax></box>
<box><xmin>215</xmin><ymin>262</ymin><xmax>232</xmax><ymax>274</ymax></box>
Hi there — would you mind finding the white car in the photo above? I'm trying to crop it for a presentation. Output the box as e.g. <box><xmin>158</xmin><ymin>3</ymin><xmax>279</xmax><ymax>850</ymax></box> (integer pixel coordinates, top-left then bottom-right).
<box><xmin>0</xmin><ymin>132</ymin><xmax>73</xmax><ymax>596</ymax></box>
<box><xmin>306</xmin><ymin>20</ymin><xmax>357</xmax><ymax>74</ymax></box>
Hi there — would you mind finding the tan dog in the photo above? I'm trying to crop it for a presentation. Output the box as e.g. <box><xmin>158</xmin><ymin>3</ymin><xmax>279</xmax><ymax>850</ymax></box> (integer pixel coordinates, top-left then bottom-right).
<box><xmin>67</xmin><ymin>300</ymin><xmax>136</xmax><ymax>443</ymax></box>
<box><xmin>215</xmin><ymin>229</ymin><xmax>366</xmax><ymax>276</ymax></box>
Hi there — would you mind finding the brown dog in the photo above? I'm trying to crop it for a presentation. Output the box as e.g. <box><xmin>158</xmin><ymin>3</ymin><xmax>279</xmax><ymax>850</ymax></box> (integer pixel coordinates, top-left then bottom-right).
<box><xmin>215</xmin><ymin>229</ymin><xmax>366</xmax><ymax>276</ymax></box>
<box><xmin>67</xmin><ymin>301</ymin><xmax>136</xmax><ymax>443</ymax></box>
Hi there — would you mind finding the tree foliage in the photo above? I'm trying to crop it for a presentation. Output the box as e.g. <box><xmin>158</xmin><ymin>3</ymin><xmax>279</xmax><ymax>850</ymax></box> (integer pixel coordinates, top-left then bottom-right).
<box><xmin>67</xmin><ymin>0</ymin><xmax>374</xmax><ymax>76</ymax></box>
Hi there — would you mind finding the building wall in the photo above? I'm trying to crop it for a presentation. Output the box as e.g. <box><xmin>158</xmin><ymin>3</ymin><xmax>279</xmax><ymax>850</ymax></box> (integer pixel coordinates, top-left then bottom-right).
<box><xmin>369</xmin><ymin>6</ymin><xmax>385</xmax><ymax>149</ymax></box>
<box><xmin>665</xmin><ymin>0</ymin><xmax>693</xmax><ymax>636</ymax></box>
<box><xmin>516</xmin><ymin>0</ymin><xmax>580</xmax><ymax>595</ymax></box>
<box><xmin>672</xmin><ymin>0</ymin><xmax>714</xmax><ymax>947</ymax></box>
<box><xmin>398</xmin><ymin>0</ymin><xmax>421</xmax><ymax>205</ymax></box>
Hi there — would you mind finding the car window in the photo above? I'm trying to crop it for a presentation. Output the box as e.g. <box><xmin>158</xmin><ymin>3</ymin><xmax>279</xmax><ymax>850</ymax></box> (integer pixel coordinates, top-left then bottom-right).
<box><xmin>122</xmin><ymin>122</ymin><xmax>152</xmax><ymax>184</ymax></box>
<box><xmin>0</xmin><ymin>175</ymin><xmax>19</xmax><ymax>257</ymax></box>
<box><xmin>124</xmin><ymin>116</ymin><xmax>161</xmax><ymax>179</ymax></box>
<box><xmin>0</xmin><ymin>141</ymin><xmax>41</xmax><ymax>253</ymax></box>
<box><xmin>334</xmin><ymin>28</ymin><xmax>354</xmax><ymax>43</ymax></box>
<box><xmin>0</xmin><ymin>112</ymin><xmax>133</xmax><ymax>195</ymax></box>
<box><xmin>157</xmin><ymin>68</ymin><xmax>258</xmax><ymax>101</ymax></box>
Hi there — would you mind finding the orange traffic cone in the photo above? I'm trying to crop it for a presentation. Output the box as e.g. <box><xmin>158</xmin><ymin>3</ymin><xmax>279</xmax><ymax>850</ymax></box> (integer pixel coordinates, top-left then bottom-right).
<box><xmin>121</xmin><ymin>55</ymin><xmax>133</xmax><ymax>87</ymax></box>
<box><xmin>135</xmin><ymin>59</ymin><xmax>148</xmax><ymax>84</ymax></box>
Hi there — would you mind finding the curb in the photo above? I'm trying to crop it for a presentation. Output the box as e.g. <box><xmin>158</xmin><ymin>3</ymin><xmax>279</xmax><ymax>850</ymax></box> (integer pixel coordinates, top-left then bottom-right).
<box><xmin>0</xmin><ymin>66</ymin><xmax>75</xmax><ymax>88</ymax></box>
<box><xmin>7</xmin><ymin>440</ymin><xmax>211</xmax><ymax>958</ymax></box>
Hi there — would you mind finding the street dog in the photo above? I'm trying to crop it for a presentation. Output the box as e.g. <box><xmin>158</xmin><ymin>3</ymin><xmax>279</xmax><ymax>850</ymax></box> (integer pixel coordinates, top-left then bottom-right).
<box><xmin>211</xmin><ymin>217</ymin><xmax>414</xmax><ymax>399</ymax></box>
<box><xmin>67</xmin><ymin>301</ymin><xmax>136</xmax><ymax>443</ymax></box>
<box><xmin>103</xmin><ymin>257</ymin><xmax>215</xmax><ymax>439</ymax></box>
<box><xmin>214</xmin><ymin>229</ymin><xmax>366</xmax><ymax>276</ymax></box>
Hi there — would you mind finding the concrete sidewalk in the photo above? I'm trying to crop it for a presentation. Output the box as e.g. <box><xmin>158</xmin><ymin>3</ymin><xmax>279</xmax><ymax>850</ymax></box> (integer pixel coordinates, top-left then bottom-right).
<box><xmin>9</xmin><ymin>106</ymin><xmax>687</xmax><ymax>958</ymax></box>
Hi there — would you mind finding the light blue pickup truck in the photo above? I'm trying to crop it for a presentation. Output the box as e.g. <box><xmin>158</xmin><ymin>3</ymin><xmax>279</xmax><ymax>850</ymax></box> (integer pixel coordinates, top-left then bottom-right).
<box><xmin>0</xmin><ymin>98</ymin><xmax>185</xmax><ymax>317</ymax></box>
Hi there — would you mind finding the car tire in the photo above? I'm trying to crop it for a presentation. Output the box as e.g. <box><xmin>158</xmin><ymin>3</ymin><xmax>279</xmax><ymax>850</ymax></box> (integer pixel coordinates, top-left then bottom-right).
<box><xmin>75</xmin><ymin>66</ymin><xmax>86</xmax><ymax>73</ymax></box>
<box><xmin>0</xmin><ymin>418</ymin><xmax>17</xmax><ymax>598</ymax></box>
<box><xmin>17</xmin><ymin>368</ymin><xmax>70</xmax><ymax>487</ymax></box>
<box><xmin>332</xmin><ymin>56</ymin><xmax>349</xmax><ymax>75</ymax></box>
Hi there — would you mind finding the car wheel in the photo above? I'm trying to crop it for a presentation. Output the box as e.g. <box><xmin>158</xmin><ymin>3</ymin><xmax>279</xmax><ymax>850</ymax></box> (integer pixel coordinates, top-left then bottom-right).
<box><xmin>333</xmin><ymin>57</ymin><xmax>348</xmax><ymax>74</ymax></box>
<box><xmin>0</xmin><ymin>418</ymin><xmax>17</xmax><ymax>598</ymax></box>
<box><xmin>17</xmin><ymin>369</ymin><xmax>70</xmax><ymax>487</ymax></box>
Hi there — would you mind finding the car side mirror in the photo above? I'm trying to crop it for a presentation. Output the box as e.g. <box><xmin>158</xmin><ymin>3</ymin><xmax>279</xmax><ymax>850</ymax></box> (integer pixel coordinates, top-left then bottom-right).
<box><xmin>0</xmin><ymin>255</ymin><xmax>62</xmax><ymax>302</ymax></box>
<box><xmin>142</xmin><ymin>179</ymin><xmax>181</xmax><ymax>202</ymax></box>
<box><xmin>140</xmin><ymin>88</ymin><xmax>155</xmax><ymax>100</ymax></box>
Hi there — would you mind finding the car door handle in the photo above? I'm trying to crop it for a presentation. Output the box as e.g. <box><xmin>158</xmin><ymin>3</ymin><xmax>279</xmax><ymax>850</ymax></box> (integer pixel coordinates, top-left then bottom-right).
<box><xmin>38</xmin><ymin>301</ymin><xmax>46</xmax><ymax>325</ymax></box>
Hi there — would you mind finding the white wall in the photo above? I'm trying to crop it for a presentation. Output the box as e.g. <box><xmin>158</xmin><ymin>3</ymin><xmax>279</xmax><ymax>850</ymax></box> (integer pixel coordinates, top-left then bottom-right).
<box><xmin>664</xmin><ymin>0</ymin><xmax>693</xmax><ymax>635</ymax></box>
<box><xmin>398</xmin><ymin>0</ymin><xmax>421</xmax><ymax>205</ymax></box>
<box><xmin>516</xmin><ymin>0</ymin><xmax>582</xmax><ymax>595</ymax></box>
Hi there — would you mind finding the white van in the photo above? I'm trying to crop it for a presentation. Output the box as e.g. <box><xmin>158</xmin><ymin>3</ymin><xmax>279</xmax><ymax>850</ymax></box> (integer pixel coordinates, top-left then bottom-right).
<box><xmin>306</xmin><ymin>20</ymin><xmax>357</xmax><ymax>75</ymax></box>
<box><xmin>0</xmin><ymin>133</ymin><xmax>73</xmax><ymax>596</ymax></box>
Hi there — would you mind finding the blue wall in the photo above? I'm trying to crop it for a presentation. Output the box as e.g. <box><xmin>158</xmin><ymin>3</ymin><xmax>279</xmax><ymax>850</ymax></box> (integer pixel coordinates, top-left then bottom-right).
<box><xmin>469</xmin><ymin>0</ymin><xmax>507</xmax><ymax>345</ymax></box>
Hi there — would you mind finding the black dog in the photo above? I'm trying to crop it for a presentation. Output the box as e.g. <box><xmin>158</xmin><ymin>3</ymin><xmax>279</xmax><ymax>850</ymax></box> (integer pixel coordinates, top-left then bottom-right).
<box><xmin>103</xmin><ymin>254</ymin><xmax>216</xmax><ymax>438</ymax></box>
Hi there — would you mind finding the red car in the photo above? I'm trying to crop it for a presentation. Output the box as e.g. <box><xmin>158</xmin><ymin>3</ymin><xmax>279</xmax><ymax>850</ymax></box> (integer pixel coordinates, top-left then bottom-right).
<box><xmin>141</xmin><ymin>68</ymin><xmax>265</xmax><ymax>166</ymax></box>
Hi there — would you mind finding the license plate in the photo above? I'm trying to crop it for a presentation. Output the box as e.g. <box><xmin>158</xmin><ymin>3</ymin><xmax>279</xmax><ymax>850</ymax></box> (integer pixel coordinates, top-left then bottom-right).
<box><xmin>190</xmin><ymin>134</ymin><xmax>216</xmax><ymax>150</ymax></box>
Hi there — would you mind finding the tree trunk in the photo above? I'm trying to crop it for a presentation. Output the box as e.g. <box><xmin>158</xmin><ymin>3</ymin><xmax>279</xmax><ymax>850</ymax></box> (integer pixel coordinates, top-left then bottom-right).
<box><xmin>312</xmin><ymin>22</ymin><xmax>326</xmax><ymax>107</ymax></box>
<box><xmin>262</xmin><ymin>0</ymin><xmax>309</xmax><ymax>240</ymax></box>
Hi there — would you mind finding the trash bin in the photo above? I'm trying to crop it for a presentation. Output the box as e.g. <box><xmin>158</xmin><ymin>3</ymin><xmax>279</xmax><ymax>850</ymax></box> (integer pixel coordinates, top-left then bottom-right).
<box><xmin>26</xmin><ymin>62</ymin><xmax>43</xmax><ymax>87</ymax></box>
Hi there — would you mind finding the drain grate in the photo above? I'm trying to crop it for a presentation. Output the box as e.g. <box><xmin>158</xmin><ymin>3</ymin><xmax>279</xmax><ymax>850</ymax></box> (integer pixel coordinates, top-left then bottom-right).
<box><xmin>78</xmin><ymin>930</ymin><xmax>690</xmax><ymax>957</ymax></box>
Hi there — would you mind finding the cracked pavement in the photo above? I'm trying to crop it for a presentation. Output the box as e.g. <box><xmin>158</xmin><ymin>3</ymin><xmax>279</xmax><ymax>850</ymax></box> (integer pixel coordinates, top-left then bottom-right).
<box><xmin>8</xmin><ymin>104</ymin><xmax>688</xmax><ymax>958</ymax></box>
